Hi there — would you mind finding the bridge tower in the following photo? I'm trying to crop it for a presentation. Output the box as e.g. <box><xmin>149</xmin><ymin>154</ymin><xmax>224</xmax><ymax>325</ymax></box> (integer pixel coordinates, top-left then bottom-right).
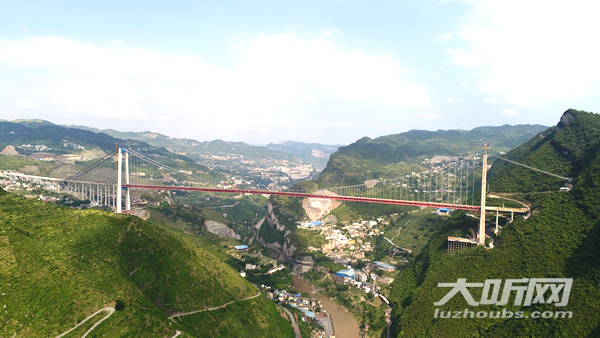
<box><xmin>116</xmin><ymin>146</ymin><xmax>131</xmax><ymax>213</ymax></box>
<box><xmin>479</xmin><ymin>143</ymin><xmax>488</xmax><ymax>245</ymax></box>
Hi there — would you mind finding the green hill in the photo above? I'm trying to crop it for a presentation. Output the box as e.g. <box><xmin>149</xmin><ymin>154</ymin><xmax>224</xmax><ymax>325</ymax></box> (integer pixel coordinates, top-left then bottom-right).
<box><xmin>0</xmin><ymin>120</ymin><xmax>223</xmax><ymax>182</ymax></box>
<box><xmin>316</xmin><ymin>124</ymin><xmax>547</xmax><ymax>187</ymax></box>
<box><xmin>388</xmin><ymin>109</ymin><xmax>600</xmax><ymax>337</ymax></box>
<box><xmin>0</xmin><ymin>188</ymin><xmax>293</xmax><ymax>337</ymax></box>
<box><xmin>65</xmin><ymin>125</ymin><xmax>296</xmax><ymax>161</ymax></box>
<box><xmin>266</xmin><ymin>140</ymin><xmax>343</xmax><ymax>169</ymax></box>
<box><xmin>488</xmin><ymin>109</ymin><xmax>600</xmax><ymax>193</ymax></box>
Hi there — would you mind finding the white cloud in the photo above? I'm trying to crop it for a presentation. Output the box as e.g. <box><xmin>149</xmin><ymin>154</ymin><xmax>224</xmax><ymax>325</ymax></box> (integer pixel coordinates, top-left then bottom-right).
<box><xmin>0</xmin><ymin>34</ymin><xmax>428</xmax><ymax>142</ymax></box>
<box><xmin>235</xmin><ymin>33</ymin><xmax>430</xmax><ymax>107</ymax></box>
<box><xmin>449</xmin><ymin>0</ymin><xmax>600</xmax><ymax>105</ymax></box>
<box><xmin>501</xmin><ymin>109</ymin><xmax>519</xmax><ymax>116</ymax></box>
<box><xmin>110</xmin><ymin>40</ymin><xmax>125</xmax><ymax>46</ymax></box>
<box><xmin>332</xmin><ymin>121</ymin><xmax>356</xmax><ymax>128</ymax></box>
<box><xmin>16</xmin><ymin>99</ymin><xmax>36</xmax><ymax>109</ymax></box>
<box><xmin>446</xmin><ymin>98</ymin><xmax>455</xmax><ymax>103</ymax></box>
<box><xmin>422</xmin><ymin>113</ymin><xmax>442</xmax><ymax>119</ymax></box>
<box><xmin>433</xmin><ymin>32</ymin><xmax>454</xmax><ymax>41</ymax></box>
<box><xmin>446</xmin><ymin>47</ymin><xmax>483</xmax><ymax>67</ymax></box>
<box><xmin>321</xmin><ymin>28</ymin><xmax>341</xmax><ymax>37</ymax></box>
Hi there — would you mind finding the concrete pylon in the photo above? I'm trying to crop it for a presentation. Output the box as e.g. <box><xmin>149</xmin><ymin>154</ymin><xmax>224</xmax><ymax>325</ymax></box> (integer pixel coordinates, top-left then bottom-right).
<box><xmin>479</xmin><ymin>143</ymin><xmax>488</xmax><ymax>245</ymax></box>
<box><xmin>117</xmin><ymin>147</ymin><xmax>122</xmax><ymax>213</ymax></box>
<box><xmin>125</xmin><ymin>148</ymin><xmax>131</xmax><ymax>211</ymax></box>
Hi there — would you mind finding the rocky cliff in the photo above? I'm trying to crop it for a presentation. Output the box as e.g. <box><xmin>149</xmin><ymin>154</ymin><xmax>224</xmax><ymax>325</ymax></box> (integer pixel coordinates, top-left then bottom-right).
<box><xmin>262</xmin><ymin>200</ymin><xmax>300</xmax><ymax>262</ymax></box>
<box><xmin>266</xmin><ymin>201</ymin><xmax>286</xmax><ymax>232</ymax></box>
<box><xmin>0</xmin><ymin>145</ymin><xmax>19</xmax><ymax>155</ymax></box>
<box><xmin>302</xmin><ymin>189</ymin><xmax>342</xmax><ymax>221</ymax></box>
<box><xmin>205</xmin><ymin>220</ymin><xmax>241</xmax><ymax>240</ymax></box>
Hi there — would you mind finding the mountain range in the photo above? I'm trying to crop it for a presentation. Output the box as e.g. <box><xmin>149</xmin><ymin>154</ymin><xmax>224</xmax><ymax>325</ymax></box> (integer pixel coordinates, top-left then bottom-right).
<box><xmin>388</xmin><ymin>109</ymin><xmax>600</xmax><ymax>336</ymax></box>
<box><xmin>316</xmin><ymin>123</ymin><xmax>548</xmax><ymax>187</ymax></box>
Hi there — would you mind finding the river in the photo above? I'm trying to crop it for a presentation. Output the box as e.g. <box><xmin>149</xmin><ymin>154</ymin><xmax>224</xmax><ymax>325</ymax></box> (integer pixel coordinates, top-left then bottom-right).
<box><xmin>293</xmin><ymin>274</ymin><xmax>361</xmax><ymax>338</ymax></box>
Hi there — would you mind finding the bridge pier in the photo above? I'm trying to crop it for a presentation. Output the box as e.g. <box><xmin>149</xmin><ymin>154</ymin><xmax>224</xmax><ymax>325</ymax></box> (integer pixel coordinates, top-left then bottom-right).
<box><xmin>125</xmin><ymin>148</ymin><xmax>131</xmax><ymax>211</ymax></box>
<box><xmin>479</xmin><ymin>144</ymin><xmax>488</xmax><ymax>245</ymax></box>
<box><xmin>117</xmin><ymin>148</ymin><xmax>122</xmax><ymax>213</ymax></box>
<box><xmin>495</xmin><ymin>210</ymin><xmax>499</xmax><ymax>234</ymax></box>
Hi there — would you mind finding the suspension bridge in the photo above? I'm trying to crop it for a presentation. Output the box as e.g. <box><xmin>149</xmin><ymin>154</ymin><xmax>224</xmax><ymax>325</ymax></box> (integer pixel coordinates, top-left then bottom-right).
<box><xmin>1</xmin><ymin>144</ymin><xmax>568</xmax><ymax>245</ymax></box>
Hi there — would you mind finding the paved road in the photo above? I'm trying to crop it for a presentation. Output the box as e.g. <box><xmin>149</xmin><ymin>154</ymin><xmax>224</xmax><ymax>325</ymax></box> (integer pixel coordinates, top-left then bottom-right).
<box><xmin>488</xmin><ymin>194</ymin><xmax>531</xmax><ymax>209</ymax></box>
<box><xmin>279</xmin><ymin>303</ymin><xmax>301</xmax><ymax>338</ymax></box>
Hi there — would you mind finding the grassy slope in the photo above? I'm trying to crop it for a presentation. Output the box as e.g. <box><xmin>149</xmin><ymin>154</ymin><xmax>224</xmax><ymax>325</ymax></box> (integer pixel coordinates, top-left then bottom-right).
<box><xmin>488</xmin><ymin>109</ymin><xmax>600</xmax><ymax>193</ymax></box>
<box><xmin>174</xmin><ymin>296</ymin><xmax>295</xmax><ymax>337</ymax></box>
<box><xmin>317</xmin><ymin>124</ymin><xmax>547</xmax><ymax>187</ymax></box>
<box><xmin>382</xmin><ymin>208</ymin><xmax>447</xmax><ymax>258</ymax></box>
<box><xmin>389</xmin><ymin>110</ymin><xmax>600</xmax><ymax>337</ymax></box>
<box><xmin>329</xmin><ymin>201</ymin><xmax>417</xmax><ymax>223</ymax></box>
<box><xmin>0</xmin><ymin>189</ymin><xmax>292</xmax><ymax>337</ymax></box>
<box><xmin>0</xmin><ymin>120</ymin><xmax>222</xmax><ymax>181</ymax></box>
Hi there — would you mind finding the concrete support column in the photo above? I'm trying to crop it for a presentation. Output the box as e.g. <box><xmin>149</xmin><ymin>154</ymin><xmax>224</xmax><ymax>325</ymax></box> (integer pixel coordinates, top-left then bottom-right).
<box><xmin>117</xmin><ymin>148</ymin><xmax>122</xmax><ymax>213</ymax></box>
<box><xmin>479</xmin><ymin>144</ymin><xmax>488</xmax><ymax>245</ymax></box>
<box><xmin>125</xmin><ymin>149</ymin><xmax>131</xmax><ymax>211</ymax></box>
<box><xmin>495</xmin><ymin>210</ymin><xmax>499</xmax><ymax>234</ymax></box>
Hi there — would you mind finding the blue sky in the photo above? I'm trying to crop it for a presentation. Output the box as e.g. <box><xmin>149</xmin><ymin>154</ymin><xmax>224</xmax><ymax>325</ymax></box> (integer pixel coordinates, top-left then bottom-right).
<box><xmin>1</xmin><ymin>0</ymin><xmax>599</xmax><ymax>145</ymax></box>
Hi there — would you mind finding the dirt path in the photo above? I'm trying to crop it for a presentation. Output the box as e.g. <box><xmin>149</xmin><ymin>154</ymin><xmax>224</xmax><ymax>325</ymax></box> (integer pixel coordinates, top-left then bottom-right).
<box><xmin>168</xmin><ymin>292</ymin><xmax>261</xmax><ymax>318</ymax></box>
<box><xmin>55</xmin><ymin>307</ymin><xmax>115</xmax><ymax>338</ymax></box>
<box><xmin>488</xmin><ymin>194</ymin><xmax>531</xmax><ymax>209</ymax></box>
<box><xmin>254</xmin><ymin>216</ymin><xmax>266</xmax><ymax>230</ymax></box>
<box><xmin>390</xmin><ymin>220</ymin><xmax>409</xmax><ymax>242</ymax></box>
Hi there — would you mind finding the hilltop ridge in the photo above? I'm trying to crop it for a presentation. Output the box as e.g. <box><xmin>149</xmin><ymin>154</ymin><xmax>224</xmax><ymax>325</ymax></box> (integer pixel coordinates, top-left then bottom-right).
<box><xmin>388</xmin><ymin>109</ymin><xmax>600</xmax><ymax>337</ymax></box>
<box><xmin>316</xmin><ymin>124</ymin><xmax>547</xmax><ymax>187</ymax></box>
<box><xmin>0</xmin><ymin>188</ymin><xmax>294</xmax><ymax>337</ymax></box>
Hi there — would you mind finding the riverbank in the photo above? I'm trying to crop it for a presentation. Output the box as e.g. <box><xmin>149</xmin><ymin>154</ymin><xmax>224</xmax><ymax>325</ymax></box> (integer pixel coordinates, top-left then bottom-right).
<box><xmin>293</xmin><ymin>274</ymin><xmax>361</xmax><ymax>338</ymax></box>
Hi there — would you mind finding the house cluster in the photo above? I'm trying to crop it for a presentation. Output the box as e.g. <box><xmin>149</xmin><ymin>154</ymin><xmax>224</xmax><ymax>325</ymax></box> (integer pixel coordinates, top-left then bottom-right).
<box><xmin>0</xmin><ymin>173</ymin><xmax>57</xmax><ymax>193</ymax></box>
<box><xmin>311</xmin><ymin>219</ymin><xmax>390</xmax><ymax>264</ymax></box>
<box><xmin>0</xmin><ymin>173</ymin><xmax>83</xmax><ymax>206</ymax></box>
<box><xmin>423</xmin><ymin>155</ymin><xmax>459</xmax><ymax>164</ymax></box>
<box><xmin>334</xmin><ymin>261</ymin><xmax>398</xmax><ymax>291</ymax></box>
<box><xmin>18</xmin><ymin>144</ymin><xmax>55</xmax><ymax>152</ymax></box>
<box><xmin>335</xmin><ymin>268</ymin><xmax>381</xmax><ymax>294</ymax></box>
<box><xmin>62</xmin><ymin>141</ymin><xmax>85</xmax><ymax>149</ymax></box>
<box><xmin>198</xmin><ymin>154</ymin><xmax>312</xmax><ymax>190</ymax></box>
<box><xmin>276</xmin><ymin>164</ymin><xmax>313</xmax><ymax>180</ymax></box>
<box><xmin>22</xmin><ymin>194</ymin><xmax>62</xmax><ymax>202</ymax></box>
<box><xmin>265</xmin><ymin>289</ymin><xmax>331</xmax><ymax>337</ymax></box>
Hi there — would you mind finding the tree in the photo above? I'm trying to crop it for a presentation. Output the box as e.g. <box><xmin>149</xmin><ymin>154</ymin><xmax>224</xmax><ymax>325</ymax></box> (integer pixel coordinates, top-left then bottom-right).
<box><xmin>115</xmin><ymin>299</ymin><xmax>125</xmax><ymax>311</ymax></box>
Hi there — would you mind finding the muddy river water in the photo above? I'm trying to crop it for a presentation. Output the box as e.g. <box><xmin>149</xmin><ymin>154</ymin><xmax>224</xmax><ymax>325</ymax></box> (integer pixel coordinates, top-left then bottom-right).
<box><xmin>293</xmin><ymin>274</ymin><xmax>361</xmax><ymax>338</ymax></box>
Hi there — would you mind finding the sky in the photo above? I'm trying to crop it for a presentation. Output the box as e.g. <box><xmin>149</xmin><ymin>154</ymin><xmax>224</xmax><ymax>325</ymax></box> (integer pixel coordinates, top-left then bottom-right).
<box><xmin>1</xmin><ymin>0</ymin><xmax>599</xmax><ymax>145</ymax></box>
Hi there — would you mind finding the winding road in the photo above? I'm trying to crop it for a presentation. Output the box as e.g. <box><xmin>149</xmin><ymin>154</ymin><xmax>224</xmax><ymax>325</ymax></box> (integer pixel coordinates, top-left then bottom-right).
<box><xmin>55</xmin><ymin>307</ymin><xmax>115</xmax><ymax>338</ymax></box>
<box><xmin>279</xmin><ymin>302</ymin><xmax>301</xmax><ymax>338</ymax></box>
<box><xmin>168</xmin><ymin>292</ymin><xmax>261</xmax><ymax>318</ymax></box>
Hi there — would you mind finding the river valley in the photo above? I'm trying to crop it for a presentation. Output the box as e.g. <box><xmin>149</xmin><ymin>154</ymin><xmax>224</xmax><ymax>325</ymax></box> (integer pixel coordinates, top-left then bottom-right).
<box><xmin>292</xmin><ymin>274</ymin><xmax>361</xmax><ymax>338</ymax></box>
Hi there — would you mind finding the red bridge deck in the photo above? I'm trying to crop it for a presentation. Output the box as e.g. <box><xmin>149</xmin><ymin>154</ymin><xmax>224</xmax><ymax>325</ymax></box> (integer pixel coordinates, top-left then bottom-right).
<box><xmin>124</xmin><ymin>184</ymin><xmax>481</xmax><ymax>211</ymax></box>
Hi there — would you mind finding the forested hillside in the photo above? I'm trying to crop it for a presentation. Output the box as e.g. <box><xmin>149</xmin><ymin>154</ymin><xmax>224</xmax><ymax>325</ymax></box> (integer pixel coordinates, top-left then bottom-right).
<box><xmin>317</xmin><ymin>124</ymin><xmax>547</xmax><ymax>187</ymax></box>
<box><xmin>0</xmin><ymin>189</ymin><xmax>293</xmax><ymax>337</ymax></box>
<box><xmin>0</xmin><ymin>120</ymin><xmax>222</xmax><ymax>181</ymax></box>
<box><xmin>388</xmin><ymin>109</ymin><xmax>600</xmax><ymax>337</ymax></box>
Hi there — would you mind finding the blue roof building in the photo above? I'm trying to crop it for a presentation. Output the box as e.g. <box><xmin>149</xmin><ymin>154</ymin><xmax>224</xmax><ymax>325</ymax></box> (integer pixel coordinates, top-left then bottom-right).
<box><xmin>374</xmin><ymin>261</ymin><xmax>396</xmax><ymax>271</ymax></box>
<box><xmin>288</xmin><ymin>304</ymin><xmax>315</xmax><ymax>319</ymax></box>
<box><xmin>336</xmin><ymin>269</ymin><xmax>355</xmax><ymax>279</ymax></box>
<box><xmin>308</xmin><ymin>221</ymin><xmax>322</xmax><ymax>227</ymax></box>
<box><xmin>234</xmin><ymin>245</ymin><xmax>248</xmax><ymax>250</ymax></box>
